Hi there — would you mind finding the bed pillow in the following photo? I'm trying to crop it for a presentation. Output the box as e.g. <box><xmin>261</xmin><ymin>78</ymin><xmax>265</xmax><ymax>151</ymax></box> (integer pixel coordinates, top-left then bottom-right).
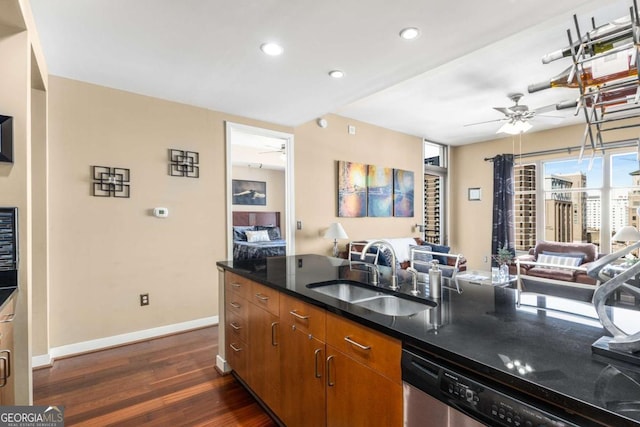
<box><xmin>246</xmin><ymin>229</ymin><xmax>271</xmax><ymax>243</ymax></box>
<box><xmin>256</xmin><ymin>225</ymin><xmax>281</xmax><ymax>240</ymax></box>
<box><xmin>232</xmin><ymin>226</ymin><xmax>254</xmax><ymax>241</ymax></box>
<box><xmin>537</xmin><ymin>253</ymin><xmax>582</xmax><ymax>269</ymax></box>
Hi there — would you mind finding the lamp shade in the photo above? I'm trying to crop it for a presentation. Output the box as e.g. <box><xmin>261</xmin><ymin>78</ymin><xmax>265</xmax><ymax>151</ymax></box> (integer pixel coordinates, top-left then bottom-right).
<box><xmin>612</xmin><ymin>225</ymin><xmax>640</xmax><ymax>242</ymax></box>
<box><xmin>324</xmin><ymin>222</ymin><xmax>348</xmax><ymax>240</ymax></box>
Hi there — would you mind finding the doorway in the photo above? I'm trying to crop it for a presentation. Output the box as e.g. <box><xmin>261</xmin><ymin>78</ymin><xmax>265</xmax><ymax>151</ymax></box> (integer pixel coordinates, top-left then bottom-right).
<box><xmin>225</xmin><ymin>122</ymin><xmax>295</xmax><ymax>260</ymax></box>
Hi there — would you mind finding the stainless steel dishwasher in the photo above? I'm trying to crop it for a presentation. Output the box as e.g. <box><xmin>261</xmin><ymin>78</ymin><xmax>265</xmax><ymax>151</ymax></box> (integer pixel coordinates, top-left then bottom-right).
<box><xmin>402</xmin><ymin>344</ymin><xmax>581</xmax><ymax>427</ymax></box>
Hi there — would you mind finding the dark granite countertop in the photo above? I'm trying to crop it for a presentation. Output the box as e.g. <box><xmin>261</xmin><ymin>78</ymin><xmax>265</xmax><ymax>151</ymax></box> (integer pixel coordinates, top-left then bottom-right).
<box><xmin>0</xmin><ymin>287</ymin><xmax>17</xmax><ymax>311</ymax></box>
<box><xmin>217</xmin><ymin>254</ymin><xmax>640</xmax><ymax>427</ymax></box>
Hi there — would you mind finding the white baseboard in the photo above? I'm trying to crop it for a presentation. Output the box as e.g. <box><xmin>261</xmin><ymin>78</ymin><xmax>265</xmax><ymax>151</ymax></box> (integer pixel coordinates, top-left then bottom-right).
<box><xmin>32</xmin><ymin>316</ymin><xmax>218</xmax><ymax>368</ymax></box>
<box><xmin>216</xmin><ymin>354</ymin><xmax>231</xmax><ymax>374</ymax></box>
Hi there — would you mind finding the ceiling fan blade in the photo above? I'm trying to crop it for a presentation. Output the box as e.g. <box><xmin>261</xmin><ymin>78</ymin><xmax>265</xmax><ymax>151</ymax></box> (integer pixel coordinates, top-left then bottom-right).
<box><xmin>493</xmin><ymin>107</ymin><xmax>511</xmax><ymax>115</ymax></box>
<box><xmin>463</xmin><ymin>117</ymin><xmax>508</xmax><ymax>127</ymax></box>
<box><xmin>532</xmin><ymin>103</ymin><xmax>559</xmax><ymax>114</ymax></box>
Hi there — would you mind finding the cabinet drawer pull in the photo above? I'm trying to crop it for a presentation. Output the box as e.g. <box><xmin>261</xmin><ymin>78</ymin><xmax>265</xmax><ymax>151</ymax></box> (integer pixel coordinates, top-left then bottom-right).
<box><xmin>229</xmin><ymin>343</ymin><xmax>243</xmax><ymax>352</ymax></box>
<box><xmin>271</xmin><ymin>322</ymin><xmax>279</xmax><ymax>346</ymax></box>
<box><xmin>326</xmin><ymin>355</ymin><xmax>335</xmax><ymax>387</ymax></box>
<box><xmin>255</xmin><ymin>293</ymin><xmax>269</xmax><ymax>302</ymax></box>
<box><xmin>229</xmin><ymin>302</ymin><xmax>241</xmax><ymax>309</ymax></box>
<box><xmin>230</xmin><ymin>322</ymin><xmax>242</xmax><ymax>330</ymax></box>
<box><xmin>231</xmin><ymin>283</ymin><xmax>242</xmax><ymax>288</ymax></box>
<box><xmin>289</xmin><ymin>310</ymin><xmax>310</xmax><ymax>320</ymax></box>
<box><xmin>344</xmin><ymin>336</ymin><xmax>371</xmax><ymax>351</ymax></box>
<box><xmin>314</xmin><ymin>348</ymin><xmax>322</xmax><ymax>379</ymax></box>
<box><xmin>0</xmin><ymin>314</ymin><xmax>14</xmax><ymax>323</ymax></box>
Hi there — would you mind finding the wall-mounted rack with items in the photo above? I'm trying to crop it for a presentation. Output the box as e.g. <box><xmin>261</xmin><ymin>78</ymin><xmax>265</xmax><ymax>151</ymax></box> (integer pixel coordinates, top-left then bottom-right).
<box><xmin>529</xmin><ymin>0</ymin><xmax>640</xmax><ymax>161</ymax></box>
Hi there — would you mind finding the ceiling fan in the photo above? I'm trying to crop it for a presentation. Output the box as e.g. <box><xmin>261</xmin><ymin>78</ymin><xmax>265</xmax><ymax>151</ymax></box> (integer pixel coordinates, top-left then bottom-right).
<box><xmin>259</xmin><ymin>143</ymin><xmax>286</xmax><ymax>155</ymax></box>
<box><xmin>465</xmin><ymin>93</ymin><xmax>559</xmax><ymax>135</ymax></box>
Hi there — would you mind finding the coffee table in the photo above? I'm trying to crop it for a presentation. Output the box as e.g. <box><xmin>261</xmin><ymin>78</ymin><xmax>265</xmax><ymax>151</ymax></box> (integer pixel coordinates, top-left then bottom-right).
<box><xmin>456</xmin><ymin>270</ymin><xmax>517</xmax><ymax>288</ymax></box>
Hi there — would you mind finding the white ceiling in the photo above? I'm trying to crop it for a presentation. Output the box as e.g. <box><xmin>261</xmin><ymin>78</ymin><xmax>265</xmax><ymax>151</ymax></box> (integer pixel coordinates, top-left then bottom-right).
<box><xmin>30</xmin><ymin>0</ymin><xmax>630</xmax><ymax>146</ymax></box>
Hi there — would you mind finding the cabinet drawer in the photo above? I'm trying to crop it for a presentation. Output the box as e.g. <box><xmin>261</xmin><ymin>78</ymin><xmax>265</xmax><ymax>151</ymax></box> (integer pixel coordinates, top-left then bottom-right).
<box><xmin>280</xmin><ymin>293</ymin><xmax>326</xmax><ymax>340</ymax></box>
<box><xmin>250</xmin><ymin>282</ymin><xmax>279</xmax><ymax>316</ymax></box>
<box><xmin>226</xmin><ymin>292</ymin><xmax>249</xmax><ymax>321</ymax></box>
<box><xmin>226</xmin><ymin>271</ymin><xmax>253</xmax><ymax>300</ymax></box>
<box><xmin>226</xmin><ymin>327</ymin><xmax>248</xmax><ymax>379</ymax></box>
<box><xmin>326</xmin><ymin>312</ymin><xmax>401</xmax><ymax>384</ymax></box>
<box><xmin>226</xmin><ymin>311</ymin><xmax>248</xmax><ymax>343</ymax></box>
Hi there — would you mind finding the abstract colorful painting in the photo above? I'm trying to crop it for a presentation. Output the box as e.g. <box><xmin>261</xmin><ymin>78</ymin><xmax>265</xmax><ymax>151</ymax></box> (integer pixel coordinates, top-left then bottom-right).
<box><xmin>338</xmin><ymin>161</ymin><xmax>367</xmax><ymax>217</ymax></box>
<box><xmin>367</xmin><ymin>165</ymin><xmax>392</xmax><ymax>217</ymax></box>
<box><xmin>393</xmin><ymin>169</ymin><xmax>414</xmax><ymax>217</ymax></box>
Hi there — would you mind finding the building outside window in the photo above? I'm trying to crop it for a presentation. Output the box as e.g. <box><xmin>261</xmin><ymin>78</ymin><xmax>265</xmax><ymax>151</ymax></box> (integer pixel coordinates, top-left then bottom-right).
<box><xmin>513</xmin><ymin>151</ymin><xmax>639</xmax><ymax>254</ymax></box>
<box><xmin>424</xmin><ymin>141</ymin><xmax>446</xmax><ymax>245</ymax></box>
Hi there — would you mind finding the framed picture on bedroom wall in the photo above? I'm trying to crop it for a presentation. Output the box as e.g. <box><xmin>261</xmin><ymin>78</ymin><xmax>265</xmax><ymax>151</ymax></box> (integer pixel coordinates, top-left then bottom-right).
<box><xmin>232</xmin><ymin>179</ymin><xmax>267</xmax><ymax>205</ymax></box>
<box><xmin>337</xmin><ymin>160</ymin><xmax>367</xmax><ymax>217</ymax></box>
<box><xmin>393</xmin><ymin>169</ymin><xmax>414</xmax><ymax>217</ymax></box>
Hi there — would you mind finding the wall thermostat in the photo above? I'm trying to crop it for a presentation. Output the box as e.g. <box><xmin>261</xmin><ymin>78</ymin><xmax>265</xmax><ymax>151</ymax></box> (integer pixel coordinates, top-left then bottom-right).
<box><xmin>153</xmin><ymin>207</ymin><xmax>169</xmax><ymax>218</ymax></box>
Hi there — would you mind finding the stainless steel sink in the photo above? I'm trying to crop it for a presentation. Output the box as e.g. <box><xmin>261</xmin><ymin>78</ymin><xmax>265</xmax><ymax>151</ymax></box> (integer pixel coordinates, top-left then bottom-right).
<box><xmin>307</xmin><ymin>282</ymin><xmax>384</xmax><ymax>303</ymax></box>
<box><xmin>354</xmin><ymin>295</ymin><xmax>432</xmax><ymax>316</ymax></box>
<box><xmin>307</xmin><ymin>281</ymin><xmax>435</xmax><ymax>316</ymax></box>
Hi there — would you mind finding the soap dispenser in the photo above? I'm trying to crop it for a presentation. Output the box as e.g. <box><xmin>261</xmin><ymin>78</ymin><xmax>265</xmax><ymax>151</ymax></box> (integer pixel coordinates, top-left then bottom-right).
<box><xmin>429</xmin><ymin>260</ymin><xmax>442</xmax><ymax>299</ymax></box>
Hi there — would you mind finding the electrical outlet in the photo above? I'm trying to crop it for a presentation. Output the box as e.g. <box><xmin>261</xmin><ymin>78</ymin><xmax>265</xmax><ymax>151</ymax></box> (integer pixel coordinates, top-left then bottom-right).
<box><xmin>140</xmin><ymin>293</ymin><xmax>149</xmax><ymax>306</ymax></box>
<box><xmin>297</xmin><ymin>221</ymin><xmax>302</xmax><ymax>230</ymax></box>
<box><xmin>348</xmin><ymin>125</ymin><xmax>356</xmax><ymax>135</ymax></box>
<box><xmin>483</xmin><ymin>256</ymin><xmax>488</xmax><ymax>263</ymax></box>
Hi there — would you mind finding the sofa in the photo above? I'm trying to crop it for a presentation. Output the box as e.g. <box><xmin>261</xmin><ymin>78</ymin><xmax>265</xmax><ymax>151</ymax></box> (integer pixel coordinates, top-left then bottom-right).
<box><xmin>513</xmin><ymin>241</ymin><xmax>602</xmax><ymax>301</ymax></box>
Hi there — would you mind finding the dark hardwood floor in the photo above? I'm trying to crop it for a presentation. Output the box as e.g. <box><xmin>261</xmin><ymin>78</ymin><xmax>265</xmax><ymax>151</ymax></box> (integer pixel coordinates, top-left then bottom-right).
<box><xmin>33</xmin><ymin>326</ymin><xmax>277</xmax><ymax>427</ymax></box>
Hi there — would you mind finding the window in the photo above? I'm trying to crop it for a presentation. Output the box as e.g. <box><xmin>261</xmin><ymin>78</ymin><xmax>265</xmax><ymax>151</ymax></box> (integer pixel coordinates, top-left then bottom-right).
<box><xmin>514</xmin><ymin>164</ymin><xmax>536</xmax><ymax>251</ymax></box>
<box><xmin>515</xmin><ymin>151</ymin><xmax>639</xmax><ymax>254</ymax></box>
<box><xmin>423</xmin><ymin>141</ymin><xmax>446</xmax><ymax>244</ymax></box>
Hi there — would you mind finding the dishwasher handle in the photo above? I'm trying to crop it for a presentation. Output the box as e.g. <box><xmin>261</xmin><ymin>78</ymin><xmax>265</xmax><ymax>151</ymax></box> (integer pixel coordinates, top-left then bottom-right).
<box><xmin>401</xmin><ymin>349</ymin><xmax>443</xmax><ymax>397</ymax></box>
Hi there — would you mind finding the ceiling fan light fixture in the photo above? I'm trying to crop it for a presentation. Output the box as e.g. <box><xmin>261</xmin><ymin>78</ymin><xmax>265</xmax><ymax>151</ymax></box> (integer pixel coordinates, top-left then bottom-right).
<box><xmin>399</xmin><ymin>27</ymin><xmax>420</xmax><ymax>40</ymax></box>
<box><xmin>497</xmin><ymin>120</ymin><xmax>532</xmax><ymax>135</ymax></box>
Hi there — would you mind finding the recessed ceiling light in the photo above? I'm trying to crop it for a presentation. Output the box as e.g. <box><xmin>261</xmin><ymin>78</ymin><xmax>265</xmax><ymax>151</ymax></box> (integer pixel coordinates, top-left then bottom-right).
<box><xmin>399</xmin><ymin>27</ymin><xmax>420</xmax><ymax>40</ymax></box>
<box><xmin>329</xmin><ymin>70</ymin><xmax>345</xmax><ymax>79</ymax></box>
<box><xmin>260</xmin><ymin>42</ymin><xmax>284</xmax><ymax>56</ymax></box>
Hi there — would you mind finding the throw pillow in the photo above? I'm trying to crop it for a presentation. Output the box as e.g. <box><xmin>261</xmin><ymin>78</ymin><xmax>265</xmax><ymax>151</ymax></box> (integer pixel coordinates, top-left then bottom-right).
<box><xmin>246</xmin><ymin>229</ymin><xmax>270</xmax><ymax>243</ymax></box>
<box><xmin>425</xmin><ymin>243</ymin><xmax>450</xmax><ymax>265</ymax></box>
<box><xmin>541</xmin><ymin>250</ymin><xmax>585</xmax><ymax>265</ymax></box>
<box><xmin>410</xmin><ymin>245</ymin><xmax>433</xmax><ymax>263</ymax></box>
<box><xmin>537</xmin><ymin>253</ymin><xmax>581</xmax><ymax>269</ymax></box>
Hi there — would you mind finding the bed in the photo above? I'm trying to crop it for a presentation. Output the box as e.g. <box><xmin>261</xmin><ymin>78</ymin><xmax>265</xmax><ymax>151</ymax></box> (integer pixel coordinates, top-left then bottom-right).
<box><xmin>232</xmin><ymin>211</ymin><xmax>286</xmax><ymax>260</ymax></box>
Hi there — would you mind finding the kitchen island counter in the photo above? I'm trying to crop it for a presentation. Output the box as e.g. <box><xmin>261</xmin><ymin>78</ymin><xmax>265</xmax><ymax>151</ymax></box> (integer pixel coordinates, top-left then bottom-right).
<box><xmin>217</xmin><ymin>254</ymin><xmax>640</xmax><ymax>426</ymax></box>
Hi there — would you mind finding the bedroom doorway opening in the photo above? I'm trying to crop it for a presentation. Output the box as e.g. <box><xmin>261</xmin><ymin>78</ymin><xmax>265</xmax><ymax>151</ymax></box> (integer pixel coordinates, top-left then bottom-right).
<box><xmin>225</xmin><ymin>122</ymin><xmax>295</xmax><ymax>260</ymax></box>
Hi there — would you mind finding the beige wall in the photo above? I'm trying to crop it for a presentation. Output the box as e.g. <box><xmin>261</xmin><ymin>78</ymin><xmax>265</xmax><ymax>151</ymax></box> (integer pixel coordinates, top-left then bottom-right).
<box><xmin>46</xmin><ymin>76</ymin><xmax>292</xmax><ymax>348</ymax></box>
<box><xmin>232</xmin><ymin>166</ymin><xmax>286</xmax><ymax>238</ymax></box>
<box><xmin>450</xmin><ymin>123</ymin><xmax>639</xmax><ymax>270</ymax></box>
<box><xmin>293</xmin><ymin>114</ymin><xmax>424</xmax><ymax>255</ymax></box>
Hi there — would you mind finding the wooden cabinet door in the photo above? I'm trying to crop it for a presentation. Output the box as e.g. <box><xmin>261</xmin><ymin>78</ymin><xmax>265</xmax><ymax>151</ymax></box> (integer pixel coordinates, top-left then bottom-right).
<box><xmin>326</xmin><ymin>347</ymin><xmax>403</xmax><ymax>427</ymax></box>
<box><xmin>248</xmin><ymin>302</ymin><xmax>280</xmax><ymax>415</ymax></box>
<box><xmin>280</xmin><ymin>324</ymin><xmax>326</xmax><ymax>427</ymax></box>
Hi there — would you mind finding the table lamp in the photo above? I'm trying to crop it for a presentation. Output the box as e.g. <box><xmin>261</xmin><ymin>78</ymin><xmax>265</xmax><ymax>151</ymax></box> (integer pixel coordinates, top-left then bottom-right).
<box><xmin>612</xmin><ymin>225</ymin><xmax>640</xmax><ymax>245</ymax></box>
<box><xmin>324</xmin><ymin>222</ymin><xmax>348</xmax><ymax>257</ymax></box>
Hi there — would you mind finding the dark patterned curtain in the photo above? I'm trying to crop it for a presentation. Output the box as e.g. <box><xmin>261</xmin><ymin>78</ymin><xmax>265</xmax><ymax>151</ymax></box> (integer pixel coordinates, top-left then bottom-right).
<box><xmin>491</xmin><ymin>154</ymin><xmax>515</xmax><ymax>266</ymax></box>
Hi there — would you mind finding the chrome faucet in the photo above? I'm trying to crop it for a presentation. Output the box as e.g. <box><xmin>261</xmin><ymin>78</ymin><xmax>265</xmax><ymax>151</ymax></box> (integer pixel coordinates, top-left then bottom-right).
<box><xmin>361</xmin><ymin>240</ymin><xmax>398</xmax><ymax>290</ymax></box>
<box><xmin>363</xmin><ymin>263</ymin><xmax>380</xmax><ymax>286</ymax></box>
<box><xmin>406</xmin><ymin>266</ymin><xmax>419</xmax><ymax>295</ymax></box>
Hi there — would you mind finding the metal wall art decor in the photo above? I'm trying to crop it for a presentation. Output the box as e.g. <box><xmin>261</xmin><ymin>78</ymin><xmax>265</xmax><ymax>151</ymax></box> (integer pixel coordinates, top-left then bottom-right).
<box><xmin>169</xmin><ymin>149</ymin><xmax>199</xmax><ymax>178</ymax></box>
<box><xmin>587</xmin><ymin>243</ymin><xmax>640</xmax><ymax>365</ymax></box>
<box><xmin>0</xmin><ymin>115</ymin><xmax>13</xmax><ymax>163</ymax></box>
<box><xmin>91</xmin><ymin>166</ymin><xmax>130</xmax><ymax>198</ymax></box>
